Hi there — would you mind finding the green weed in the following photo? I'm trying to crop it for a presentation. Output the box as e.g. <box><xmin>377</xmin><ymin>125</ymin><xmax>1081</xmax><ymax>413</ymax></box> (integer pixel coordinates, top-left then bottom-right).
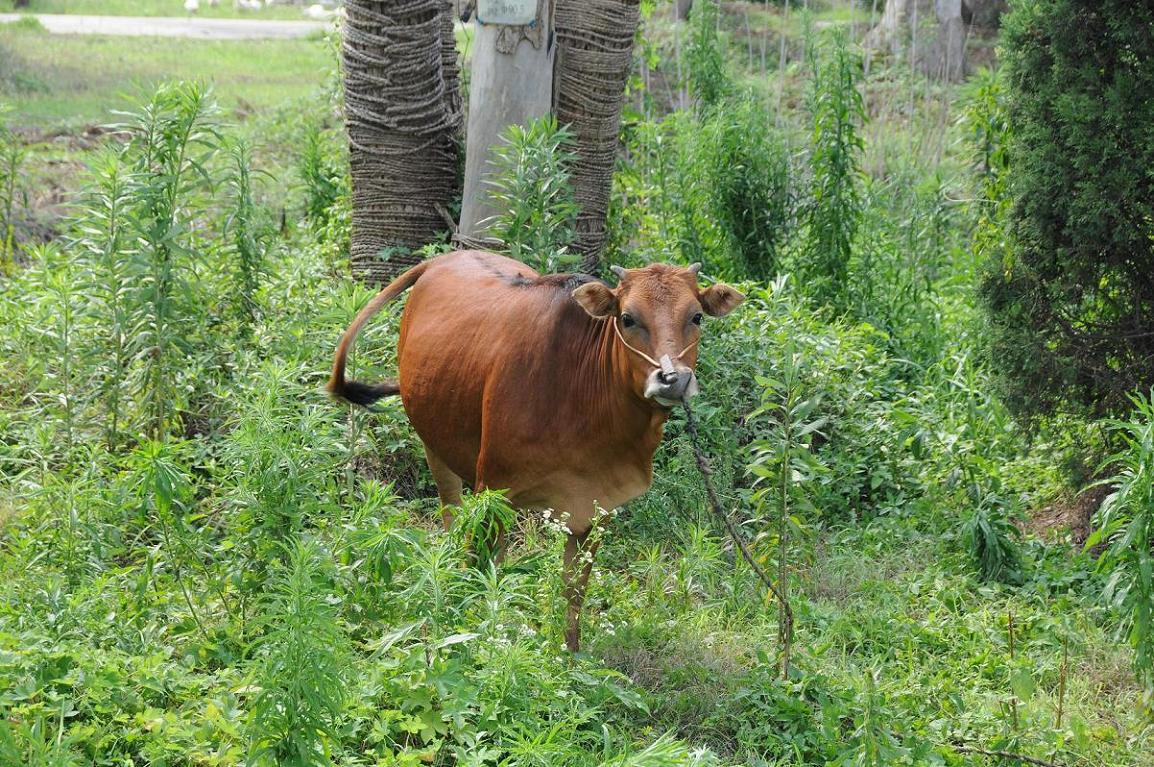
<box><xmin>1089</xmin><ymin>390</ymin><xmax>1154</xmax><ymax>706</ymax></box>
<box><xmin>800</xmin><ymin>28</ymin><xmax>865</xmax><ymax>310</ymax></box>
<box><xmin>487</xmin><ymin>115</ymin><xmax>580</xmax><ymax>273</ymax></box>
<box><xmin>0</xmin><ymin>108</ymin><xmax>22</xmax><ymax>274</ymax></box>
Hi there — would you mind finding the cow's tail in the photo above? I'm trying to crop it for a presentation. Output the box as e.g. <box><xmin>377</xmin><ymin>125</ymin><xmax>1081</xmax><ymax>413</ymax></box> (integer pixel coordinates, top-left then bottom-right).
<box><xmin>327</xmin><ymin>261</ymin><xmax>429</xmax><ymax>408</ymax></box>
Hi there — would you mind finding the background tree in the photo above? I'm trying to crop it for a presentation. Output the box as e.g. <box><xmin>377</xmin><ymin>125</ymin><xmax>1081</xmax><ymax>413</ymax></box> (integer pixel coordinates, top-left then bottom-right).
<box><xmin>865</xmin><ymin>0</ymin><xmax>1007</xmax><ymax>81</ymax></box>
<box><xmin>982</xmin><ymin>0</ymin><xmax>1154</xmax><ymax>416</ymax></box>
<box><xmin>553</xmin><ymin>0</ymin><xmax>641</xmax><ymax>271</ymax></box>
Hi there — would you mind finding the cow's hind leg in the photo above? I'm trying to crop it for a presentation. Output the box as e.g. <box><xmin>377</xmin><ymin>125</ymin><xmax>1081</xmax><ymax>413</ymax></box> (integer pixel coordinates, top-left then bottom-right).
<box><xmin>423</xmin><ymin>445</ymin><xmax>462</xmax><ymax>531</ymax></box>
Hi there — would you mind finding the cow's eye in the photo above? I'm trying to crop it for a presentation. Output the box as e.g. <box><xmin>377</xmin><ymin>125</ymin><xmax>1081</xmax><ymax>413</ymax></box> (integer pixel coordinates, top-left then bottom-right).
<box><xmin>621</xmin><ymin>313</ymin><xmax>636</xmax><ymax>328</ymax></box>
<box><xmin>691</xmin><ymin>313</ymin><xmax>703</xmax><ymax>326</ymax></box>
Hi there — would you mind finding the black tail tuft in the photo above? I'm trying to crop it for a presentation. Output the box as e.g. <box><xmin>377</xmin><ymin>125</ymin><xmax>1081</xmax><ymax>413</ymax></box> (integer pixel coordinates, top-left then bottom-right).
<box><xmin>339</xmin><ymin>380</ymin><xmax>401</xmax><ymax>409</ymax></box>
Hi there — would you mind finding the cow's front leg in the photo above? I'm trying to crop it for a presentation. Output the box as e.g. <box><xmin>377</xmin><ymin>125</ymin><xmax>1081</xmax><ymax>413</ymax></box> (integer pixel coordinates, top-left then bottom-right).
<box><xmin>562</xmin><ymin>528</ymin><xmax>601</xmax><ymax>653</ymax></box>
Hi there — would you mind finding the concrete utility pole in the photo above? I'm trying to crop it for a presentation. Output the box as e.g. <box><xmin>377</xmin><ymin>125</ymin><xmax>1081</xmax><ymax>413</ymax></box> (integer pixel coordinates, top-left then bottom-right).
<box><xmin>458</xmin><ymin>0</ymin><xmax>640</xmax><ymax>271</ymax></box>
<box><xmin>458</xmin><ymin>1</ymin><xmax>556</xmax><ymax>240</ymax></box>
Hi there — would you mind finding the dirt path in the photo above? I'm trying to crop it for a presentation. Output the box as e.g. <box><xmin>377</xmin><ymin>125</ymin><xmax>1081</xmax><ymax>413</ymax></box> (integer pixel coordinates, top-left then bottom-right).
<box><xmin>0</xmin><ymin>13</ymin><xmax>329</xmax><ymax>40</ymax></box>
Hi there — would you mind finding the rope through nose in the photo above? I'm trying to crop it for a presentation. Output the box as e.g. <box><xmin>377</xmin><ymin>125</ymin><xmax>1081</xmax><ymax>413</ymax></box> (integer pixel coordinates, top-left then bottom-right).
<box><xmin>611</xmin><ymin>316</ymin><xmax>700</xmax><ymax>370</ymax></box>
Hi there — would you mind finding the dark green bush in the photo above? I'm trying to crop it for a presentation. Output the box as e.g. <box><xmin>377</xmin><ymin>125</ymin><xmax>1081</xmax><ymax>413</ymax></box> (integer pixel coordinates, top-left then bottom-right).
<box><xmin>982</xmin><ymin>0</ymin><xmax>1154</xmax><ymax>416</ymax></box>
<box><xmin>701</xmin><ymin>97</ymin><xmax>792</xmax><ymax>281</ymax></box>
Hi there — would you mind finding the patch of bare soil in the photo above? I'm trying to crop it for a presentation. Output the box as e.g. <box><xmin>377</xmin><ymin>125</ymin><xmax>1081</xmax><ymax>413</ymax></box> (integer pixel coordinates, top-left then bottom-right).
<box><xmin>6</xmin><ymin>124</ymin><xmax>132</xmax><ymax>253</ymax></box>
<box><xmin>1023</xmin><ymin>484</ymin><xmax>1112</xmax><ymax>548</ymax></box>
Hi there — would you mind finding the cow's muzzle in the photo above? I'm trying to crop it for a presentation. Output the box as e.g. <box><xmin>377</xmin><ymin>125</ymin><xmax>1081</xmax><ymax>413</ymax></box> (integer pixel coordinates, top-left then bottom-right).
<box><xmin>645</xmin><ymin>365</ymin><xmax>699</xmax><ymax>407</ymax></box>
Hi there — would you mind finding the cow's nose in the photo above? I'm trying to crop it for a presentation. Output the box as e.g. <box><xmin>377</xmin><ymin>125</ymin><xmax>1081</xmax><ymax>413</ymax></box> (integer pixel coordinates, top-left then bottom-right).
<box><xmin>657</xmin><ymin>367</ymin><xmax>695</xmax><ymax>400</ymax></box>
<box><xmin>644</xmin><ymin>366</ymin><xmax>699</xmax><ymax>404</ymax></box>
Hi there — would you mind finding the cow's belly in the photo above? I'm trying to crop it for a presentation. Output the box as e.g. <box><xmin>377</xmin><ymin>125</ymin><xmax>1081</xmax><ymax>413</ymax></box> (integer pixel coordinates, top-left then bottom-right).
<box><xmin>504</xmin><ymin>468</ymin><xmax>653</xmax><ymax>533</ymax></box>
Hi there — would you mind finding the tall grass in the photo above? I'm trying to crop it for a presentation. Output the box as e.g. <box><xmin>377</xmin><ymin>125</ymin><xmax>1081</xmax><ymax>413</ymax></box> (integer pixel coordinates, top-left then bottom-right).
<box><xmin>124</xmin><ymin>83</ymin><xmax>221</xmax><ymax>438</ymax></box>
<box><xmin>73</xmin><ymin>151</ymin><xmax>134</xmax><ymax>449</ymax></box>
<box><xmin>958</xmin><ymin>67</ymin><xmax>1012</xmax><ymax>284</ymax></box>
<box><xmin>224</xmin><ymin>137</ymin><xmax>271</xmax><ymax>331</ymax></box>
<box><xmin>300</xmin><ymin>119</ymin><xmax>346</xmax><ymax>227</ymax></box>
<box><xmin>685</xmin><ymin>0</ymin><xmax>728</xmax><ymax>111</ymax></box>
<box><xmin>695</xmin><ymin>98</ymin><xmax>792</xmax><ymax>281</ymax></box>
<box><xmin>0</xmin><ymin>109</ymin><xmax>23</xmax><ymax>275</ymax></box>
<box><xmin>248</xmin><ymin>538</ymin><xmax>350</xmax><ymax>766</ymax></box>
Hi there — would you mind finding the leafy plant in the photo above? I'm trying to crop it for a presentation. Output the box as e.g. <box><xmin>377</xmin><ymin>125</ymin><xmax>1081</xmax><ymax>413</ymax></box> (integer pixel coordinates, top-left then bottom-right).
<box><xmin>699</xmin><ymin>97</ymin><xmax>792</xmax><ymax>281</ymax></box>
<box><xmin>965</xmin><ymin>504</ymin><xmax>1024</xmax><ymax>585</ymax></box>
<box><xmin>750</xmin><ymin>334</ymin><xmax>827</xmax><ymax>677</ymax></box>
<box><xmin>685</xmin><ymin>0</ymin><xmax>728</xmax><ymax>111</ymax></box>
<box><xmin>73</xmin><ymin>149</ymin><xmax>134</xmax><ymax>449</ymax></box>
<box><xmin>801</xmin><ymin>28</ymin><xmax>865</xmax><ymax>310</ymax></box>
<box><xmin>452</xmin><ymin>488</ymin><xmax>517</xmax><ymax>567</ymax></box>
<box><xmin>487</xmin><ymin>115</ymin><xmax>579</xmax><ymax>274</ymax></box>
<box><xmin>300</xmin><ymin>119</ymin><xmax>345</xmax><ymax>226</ymax></box>
<box><xmin>248</xmin><ymin>538</ymin><xmax>350</xmax><ymax>767</ymax></box>
<box><xmin>0</xmin><ymin>106</ymin><xmax>24</xmax><ymax>275</ymax></box>
<box><xmin>117</xmin><ymin>81</ymin><xmax>222</xmax><ymax>439</ymax></box>
<box><xmin>1088</xmin><ymin>390</ymin><xmax>1154</xmax><ymax>705</ymax></box>
<box><xmin>127</xmin><ymin>439</ymin><xmax>213</xmax><ymax>639</ymax></box>
<box><xmin>224</xmin><ymin>137</ymin><xmax>272</xmax><ymax>331</ymax></box>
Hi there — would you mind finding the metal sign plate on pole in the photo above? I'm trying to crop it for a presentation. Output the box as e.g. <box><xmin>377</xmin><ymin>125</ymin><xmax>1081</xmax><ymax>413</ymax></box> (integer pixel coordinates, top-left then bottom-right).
<box><xmin>477</xmin><ymin>0</ymin><xmax>537</xmax><ymax>25</ymax></box>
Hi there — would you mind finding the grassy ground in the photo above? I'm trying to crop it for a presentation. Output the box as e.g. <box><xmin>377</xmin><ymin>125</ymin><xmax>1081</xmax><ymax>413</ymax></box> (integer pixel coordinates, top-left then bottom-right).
<box><xmin>0</xmin><ymin>20</ymin><xmax>332</xmax><ymax>127</ymax></box>
<box><xmin>0</xmin><ymin>0</ymin><xmax>311</xmax><ymax>20</ymax></box>
<box><xmin>2</xmin><ymin>2</ymin><xmax>1153</xmax><ymax>765</ymax></box>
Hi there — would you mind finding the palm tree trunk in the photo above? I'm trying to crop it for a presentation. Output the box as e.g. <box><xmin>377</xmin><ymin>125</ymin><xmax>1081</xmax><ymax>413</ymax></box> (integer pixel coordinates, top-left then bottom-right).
<box><xmin>553</xmin><ymin>0</ymin><xmax>641</xmax><ymax>272</ymax></box>
<box><xmin>343</xmin><ymin>0</ymin><xmax>462</xmax><ymax>283</ymax></box>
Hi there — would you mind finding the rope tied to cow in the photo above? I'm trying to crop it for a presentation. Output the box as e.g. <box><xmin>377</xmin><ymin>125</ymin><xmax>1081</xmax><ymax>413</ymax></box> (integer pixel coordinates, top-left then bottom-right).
<box><xmin>679</xmin><ymin>400</ymin><xmax>795</xmax><ymax>650</ymax></box>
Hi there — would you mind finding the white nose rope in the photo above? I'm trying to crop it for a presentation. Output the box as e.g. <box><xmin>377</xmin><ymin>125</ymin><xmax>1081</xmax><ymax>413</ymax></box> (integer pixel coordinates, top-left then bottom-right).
<box><xmin>611</xmin><ymin>316</ymin><xmax>700</xmax><ymax>380</ymax></box>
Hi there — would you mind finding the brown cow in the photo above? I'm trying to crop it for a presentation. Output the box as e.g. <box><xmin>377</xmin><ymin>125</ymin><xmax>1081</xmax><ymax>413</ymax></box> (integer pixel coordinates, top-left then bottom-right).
<box><xmin>327</xmin><ymin>250</ymin><xmax>743</xmax><ymax>651</ymax></box>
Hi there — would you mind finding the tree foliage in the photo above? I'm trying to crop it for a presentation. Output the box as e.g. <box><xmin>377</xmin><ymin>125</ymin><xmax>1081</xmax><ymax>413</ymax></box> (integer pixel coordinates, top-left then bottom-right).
<box><xmin>982</xmin><ymin>0</ymin><xmax>1154</xmax><ymax>416</ymax></box>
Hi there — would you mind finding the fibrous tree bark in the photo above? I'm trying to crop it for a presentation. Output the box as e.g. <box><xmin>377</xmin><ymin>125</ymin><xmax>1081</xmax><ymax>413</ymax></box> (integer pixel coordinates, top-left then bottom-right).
<box><xmin>553</xmin><ymin>0</ymin><xmax>641</xmax><ymax>271</ymax></box>
<box><xmin>343</xmin><ymin>0</ymin><xmax>462</xmax><ymax>283</ymax></box>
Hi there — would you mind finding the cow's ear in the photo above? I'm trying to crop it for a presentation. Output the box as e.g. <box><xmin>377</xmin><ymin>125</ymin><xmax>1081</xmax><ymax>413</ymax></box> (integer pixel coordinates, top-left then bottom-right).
<box><xmin>700</xmin><ymin>284</ymin><xmax>745</xmax><ymax>317</ymax></box>
<box><xmin>571</xmin><ymin>282</ymin><xmax>618</xmax><ymax>318</ymax></box>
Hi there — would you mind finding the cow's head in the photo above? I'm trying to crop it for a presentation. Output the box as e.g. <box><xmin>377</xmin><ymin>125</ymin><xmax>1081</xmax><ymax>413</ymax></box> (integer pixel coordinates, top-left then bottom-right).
<box><xmin>572</xmin><ymin>263</ymin><xmax>744</xmax><ymax>408</ymax></box>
